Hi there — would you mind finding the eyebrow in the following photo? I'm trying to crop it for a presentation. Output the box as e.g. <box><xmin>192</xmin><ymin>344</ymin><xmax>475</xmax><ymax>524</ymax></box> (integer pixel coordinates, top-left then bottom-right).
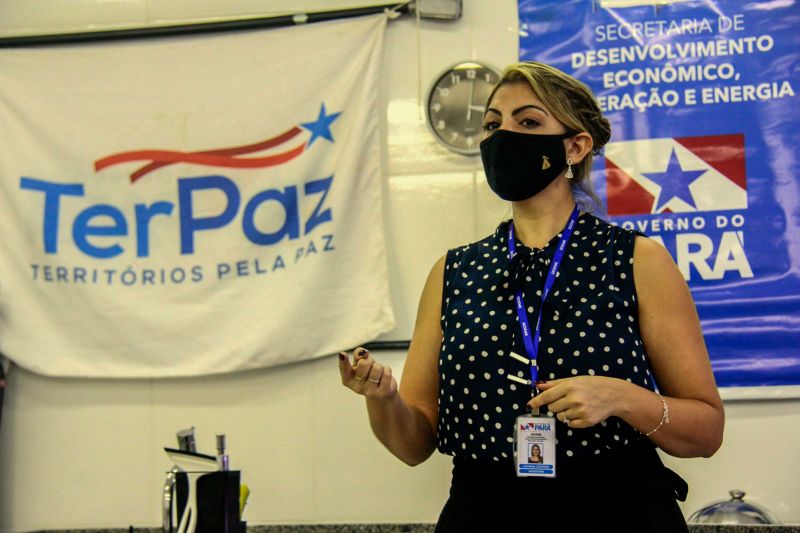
<box><xmin>485</xmin><ymin>104</ymin><xmax>551</xmax><ymax>118</ymax></box>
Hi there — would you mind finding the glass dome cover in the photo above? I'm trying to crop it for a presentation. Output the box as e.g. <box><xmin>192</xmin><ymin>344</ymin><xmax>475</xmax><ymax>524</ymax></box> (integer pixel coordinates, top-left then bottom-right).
<box><xmin>688</xmin><ymin>490</ymin><xmax>778</xmax><ymax>525</ymax></box>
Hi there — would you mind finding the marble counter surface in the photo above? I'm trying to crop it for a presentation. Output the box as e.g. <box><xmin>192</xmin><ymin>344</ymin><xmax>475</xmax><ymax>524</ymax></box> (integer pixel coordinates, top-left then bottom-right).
<box><xmin>689</xmin><ymin>525</ymin><xmax>800</xmax><ymax>533</ymax></box>
<box><xmin>29</xmin><ymin>524</ymin><xmax>800</xmax><ymax>533</ymax></box>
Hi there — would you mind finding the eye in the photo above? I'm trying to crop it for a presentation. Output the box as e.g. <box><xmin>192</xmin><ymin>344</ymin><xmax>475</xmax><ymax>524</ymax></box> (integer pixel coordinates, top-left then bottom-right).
<box><xmin>520</xmin><ymin>118</ymin><xmax>541</xmax><ymax>128</ymax></box>
<box><xmin>482</xmin><ymin>121</ymin><xmax>499</xmax><ymax>131</ymax></box>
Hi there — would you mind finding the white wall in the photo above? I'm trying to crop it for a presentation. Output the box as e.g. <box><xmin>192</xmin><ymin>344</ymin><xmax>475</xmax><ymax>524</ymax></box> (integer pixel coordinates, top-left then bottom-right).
<box><xmin>0</xmin><ymin>1</ymin><xmax>798</xmax><ymax>531</ymax></box>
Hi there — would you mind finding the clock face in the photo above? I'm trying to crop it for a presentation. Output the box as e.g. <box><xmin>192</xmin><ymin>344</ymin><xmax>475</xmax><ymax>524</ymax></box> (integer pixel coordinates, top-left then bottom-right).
<box><xmin>426</xmin><ymin>62</ymin><xmax>502</xmax><ymax>155</ymax></box>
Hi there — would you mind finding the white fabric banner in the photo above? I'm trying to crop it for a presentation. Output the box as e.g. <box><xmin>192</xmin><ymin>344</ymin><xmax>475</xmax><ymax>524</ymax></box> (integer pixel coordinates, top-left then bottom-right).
<box><xmin>0</xmin><ymin>15</ymin><xmax>394</xmax><ymax>377</ymax></box>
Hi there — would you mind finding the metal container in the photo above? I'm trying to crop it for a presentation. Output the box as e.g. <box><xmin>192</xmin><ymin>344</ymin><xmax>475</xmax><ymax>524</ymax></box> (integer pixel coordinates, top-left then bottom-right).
<box><xmin>688</xmin><ymin>490</ymin><xmax>778</xmax><ymax>525</ymax></box>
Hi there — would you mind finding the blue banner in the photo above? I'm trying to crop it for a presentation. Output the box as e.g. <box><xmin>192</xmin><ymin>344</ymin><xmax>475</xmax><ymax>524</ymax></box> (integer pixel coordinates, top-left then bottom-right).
<box><xmin>518</xmin><ymin>0</ymin><xmax>800</xmax><ymax>388</ymax></box>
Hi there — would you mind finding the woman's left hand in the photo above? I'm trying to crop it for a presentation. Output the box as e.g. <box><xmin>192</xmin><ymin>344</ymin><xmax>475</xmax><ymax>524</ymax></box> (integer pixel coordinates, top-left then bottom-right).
<box><xmin>528</xmin><ymin>376</ymin><xmax>625</xmax><ymax>428</ymax></box>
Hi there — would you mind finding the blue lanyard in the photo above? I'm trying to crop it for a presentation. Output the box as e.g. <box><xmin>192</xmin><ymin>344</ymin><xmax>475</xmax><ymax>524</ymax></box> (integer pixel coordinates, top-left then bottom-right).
<box><xmin>507</xmin><ymin>206</ymin><xmax>580</xmax><ymax>388</ymax></box>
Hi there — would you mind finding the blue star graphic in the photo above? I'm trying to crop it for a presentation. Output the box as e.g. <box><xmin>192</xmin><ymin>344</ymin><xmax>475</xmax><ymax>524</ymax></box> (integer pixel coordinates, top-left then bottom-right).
<box><xmin>643</xmin><ymin>148</ymin><xmax>707</xmax><ymax>212</ymax></box>
<box><xmin>300</xmin><ymin>103</ymin><xmax>341</xmax><ymax>148</ymax></box>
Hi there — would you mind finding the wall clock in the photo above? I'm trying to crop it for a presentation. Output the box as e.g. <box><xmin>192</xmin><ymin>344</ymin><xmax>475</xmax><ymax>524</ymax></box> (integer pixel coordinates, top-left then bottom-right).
<box><xmin>425</xmin><ymin>61</ymin><xmax>502</xmax><ymax>155</ymax></box>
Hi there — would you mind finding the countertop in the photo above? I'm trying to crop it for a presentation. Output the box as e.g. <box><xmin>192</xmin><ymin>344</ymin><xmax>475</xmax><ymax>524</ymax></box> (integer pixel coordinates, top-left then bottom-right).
<box><xmin>28</xmin><ymin>524</ymin><xmax>800</xmax><ymax>532</ymax></box>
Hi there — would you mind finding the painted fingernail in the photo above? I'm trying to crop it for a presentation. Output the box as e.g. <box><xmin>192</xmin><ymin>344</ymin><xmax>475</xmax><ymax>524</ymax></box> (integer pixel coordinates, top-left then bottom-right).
<box><xmin>357</xmin><ymin>348</ymin><xmax>368</xmax><ymax>357</ymax></box>
<box><xmin>535</xmin><ymin>380</ymin><xmax>546</xmax><ymax>386</ymax></box>
<box><xmin>338</xmin><ymin>352</ymin><xmax>346</xmax><ymax>361</ymax></box>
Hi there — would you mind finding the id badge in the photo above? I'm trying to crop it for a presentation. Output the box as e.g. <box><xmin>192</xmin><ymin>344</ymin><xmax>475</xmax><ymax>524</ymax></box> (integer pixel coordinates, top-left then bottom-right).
<box><xmin>513</xmin><ymin>415</ymin><xmax>556</xmax><ymax>477</ymax></box>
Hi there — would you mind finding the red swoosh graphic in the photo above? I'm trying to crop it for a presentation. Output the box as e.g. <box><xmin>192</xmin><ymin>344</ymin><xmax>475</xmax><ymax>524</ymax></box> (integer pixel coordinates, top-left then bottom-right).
<box><xmin>95</xmin><ymin>126</ymin><xmax>305</xmax><ymax>183</ymax></box>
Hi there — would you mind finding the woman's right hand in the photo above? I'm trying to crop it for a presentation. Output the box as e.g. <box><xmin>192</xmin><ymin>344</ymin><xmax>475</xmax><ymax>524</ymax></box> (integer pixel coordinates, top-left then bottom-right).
<box><xmin>338</xmin><ymin>347</ymin><xmax>398</xmax><ymax>401</ymax></box>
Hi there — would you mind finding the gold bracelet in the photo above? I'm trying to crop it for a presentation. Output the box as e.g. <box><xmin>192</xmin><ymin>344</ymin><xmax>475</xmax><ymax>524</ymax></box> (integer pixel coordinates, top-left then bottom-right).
<box><xmin>645</xmin><ymin>392</ymin><xmax>670</xmax><ymax>437</ymax></box>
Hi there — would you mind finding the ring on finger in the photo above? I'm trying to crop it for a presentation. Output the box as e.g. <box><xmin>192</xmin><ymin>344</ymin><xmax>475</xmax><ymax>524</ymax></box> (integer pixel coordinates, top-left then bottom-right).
<box><xmin>354</xmin><ymin>375</ymin><xmax>364</xmax><ymax>382</ymax></box>
<box><xmin>562</xmin><ymin>412</ymin><xmax>570</xmax><ymax>424</ymax></box>
<box><xmin>368</xmin><ymin>378</ymin><xmax>380</xmax><ymax>384</ymax></box>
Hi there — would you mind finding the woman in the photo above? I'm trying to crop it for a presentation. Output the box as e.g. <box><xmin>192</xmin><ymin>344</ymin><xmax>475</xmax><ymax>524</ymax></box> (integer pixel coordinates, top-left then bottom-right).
<box><xmin>528</xmin><ymin>443</ymin><xmax>543</xmax><ymax>464</ymax></box>
<box><xmin>338</xmin><ymin>62</ymin><xmax>724</xmax><ymax>532</ymax></box>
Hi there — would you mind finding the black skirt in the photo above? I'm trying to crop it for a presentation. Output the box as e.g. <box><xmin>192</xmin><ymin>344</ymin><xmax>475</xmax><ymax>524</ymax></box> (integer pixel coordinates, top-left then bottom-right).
<box><xmin>435</xmin><ymin>441</ymin><xmax>689</xmax><ymax>533</ymax></box>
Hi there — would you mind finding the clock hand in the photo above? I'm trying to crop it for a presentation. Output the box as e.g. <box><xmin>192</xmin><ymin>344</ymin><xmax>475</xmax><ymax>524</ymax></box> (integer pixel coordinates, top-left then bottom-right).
<box><xmin>466</xmin><ymin>78</ymin><xmax>476</xmax><ymax>121</ymax></box>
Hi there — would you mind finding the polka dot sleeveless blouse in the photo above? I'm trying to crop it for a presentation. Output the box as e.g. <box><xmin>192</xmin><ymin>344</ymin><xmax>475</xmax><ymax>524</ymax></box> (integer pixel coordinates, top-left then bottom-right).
<box><xmin>437</xmin><ymin>213</ymin><xmax>655</xmax><ymax>463</ymax></box>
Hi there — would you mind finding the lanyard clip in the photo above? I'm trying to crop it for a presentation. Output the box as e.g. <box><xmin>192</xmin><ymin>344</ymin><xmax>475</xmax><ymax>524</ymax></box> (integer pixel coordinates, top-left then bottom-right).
<box><xmin>529</xmin><ymin>389</ymin><xmax>541</xmax><ymax>416</ymax></box>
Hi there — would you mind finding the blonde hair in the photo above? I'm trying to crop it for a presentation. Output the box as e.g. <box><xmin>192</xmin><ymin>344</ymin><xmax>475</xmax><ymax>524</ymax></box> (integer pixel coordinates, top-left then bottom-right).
<box><xmin>487</xmin><ymin>62</ymin><xmax>611</xmax><ymax>213</ymax></box>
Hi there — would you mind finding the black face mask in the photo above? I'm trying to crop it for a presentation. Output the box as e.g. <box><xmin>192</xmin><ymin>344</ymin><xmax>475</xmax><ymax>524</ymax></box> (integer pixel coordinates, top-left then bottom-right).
<box><xmin>480</xmin><ymin>129</ymin><xmax>572</xmax><ymax>202</ymax></box>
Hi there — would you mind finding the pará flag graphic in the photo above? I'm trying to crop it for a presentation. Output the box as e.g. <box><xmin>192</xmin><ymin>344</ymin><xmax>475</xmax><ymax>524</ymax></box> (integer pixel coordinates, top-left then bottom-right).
<box><xmin>606</xmin><ymin>134</ymin><xmax>747</xmax><ymax>215</ymax></box>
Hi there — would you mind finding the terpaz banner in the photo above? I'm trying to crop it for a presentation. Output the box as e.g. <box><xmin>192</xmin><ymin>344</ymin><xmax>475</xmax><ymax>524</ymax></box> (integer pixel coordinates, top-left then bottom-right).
<box><xmin>0</xmin><ymin>15</ymin><xmax>394</xmax><ymax>378</ymax></box>
<box><xmin>518</xmin><ymin>0</ymin><xmax>800</xmax><ymax>395</ymax></box>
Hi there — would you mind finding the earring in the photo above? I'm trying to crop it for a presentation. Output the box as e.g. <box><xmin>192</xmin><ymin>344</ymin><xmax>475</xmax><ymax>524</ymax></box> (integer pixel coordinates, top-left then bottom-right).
<box><xmin>565</xmin><ymin>158</ymin><xmax>574</xmax><ymax>180</ymax></box>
